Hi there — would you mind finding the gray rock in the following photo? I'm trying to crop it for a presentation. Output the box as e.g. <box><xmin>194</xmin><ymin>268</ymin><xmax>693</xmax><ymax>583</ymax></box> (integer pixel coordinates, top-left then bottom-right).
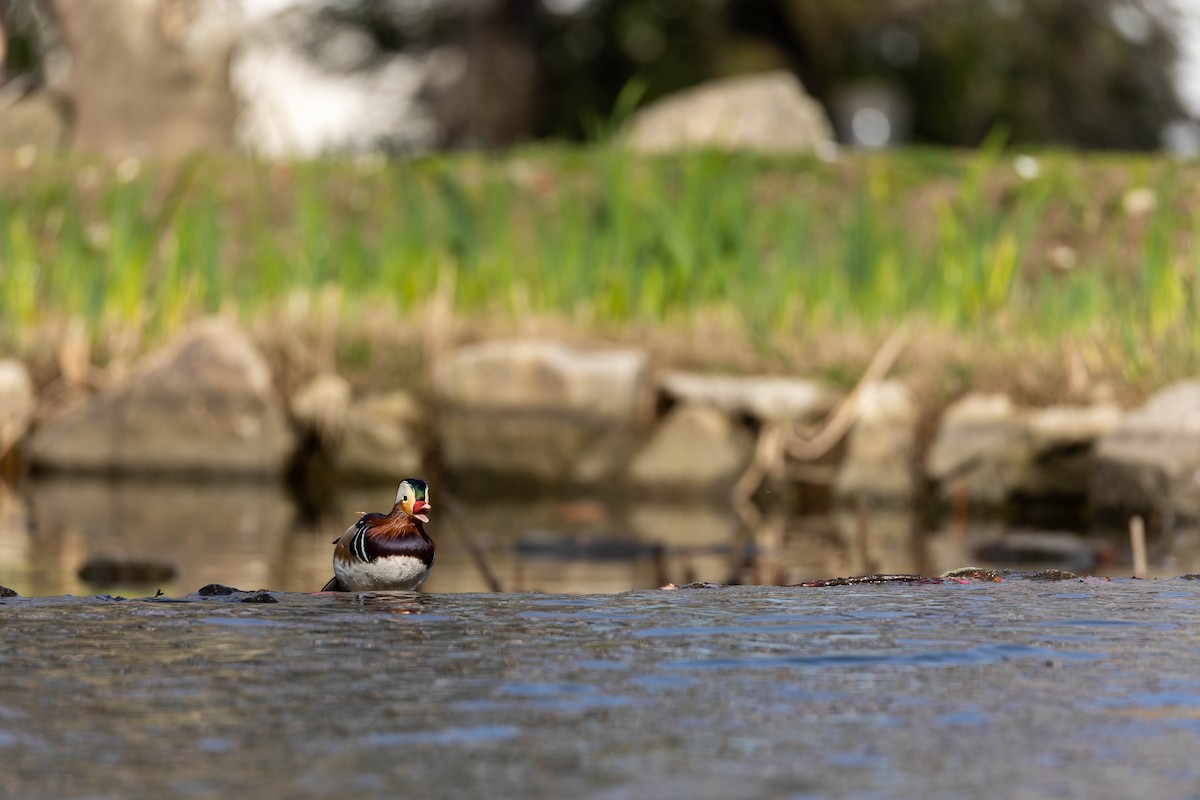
<box><xmin>1025</xmin><ymin>403</ymin><xmax>1121</xmax><ymax>496</ymax></box>
<box><xmin>627</xmin><ymin>405</ymin><xmax>754</xmax><ymax>492</ymax></box>
<box><xmin>927</xmin><ymin>394</ymin><xmax>1032</xmax><ymax>506</ymax></box>
<box><xmin>28</xmin><ymin>319</ymin><xmax>295</xmax><ymax>476</ymax></box>
<box><xmin>0</xmin><ymin>359</ymin><xmax>35</xmax><ymax>454</ymax></box>
<box><xmin>435</xmin><ymin>340</ymin><xmax>649</xmax><ymax>485</ymax></box>
<box><xmin>930</xmin><ymin>394</ymin><xmax>1125</xmax><ymax>509</ymax></box>
<box><xmin>659</xmin><ymin>371</ymin><xmax>838</xmax><ymax>423</ymax></box>
<box><xmin>1094</xmin><ymin>381</ymin><xmax>1200</xmax><ymax>520</ymax></box>
<box><xmin>624</xmin><ymin>70</ymin><xmax>835</xmax><ymax>155</ymax></box>
<box><xmin>335</xmin><ymin>391</ymin><xmax>425</xmax><ymax>481</ymax></box>
<box><xmin>833</xmin><ymin>381</ymin><xmax>918</xmax><ymax>503</ymax></box>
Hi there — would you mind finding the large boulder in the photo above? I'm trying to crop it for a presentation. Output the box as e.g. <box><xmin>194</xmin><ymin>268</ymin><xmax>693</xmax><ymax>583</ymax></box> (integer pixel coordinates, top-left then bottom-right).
<box><xmin>627</xmin><ymin>405</ymin><xmax>754</xmax><ymax>493</ymax></box>
<box><xmin>1093</xmin><ymin>382</ymin><xmax>1200</xmax><ymax>520</ymax></box>
<box><xmin>0</xmin><ymin>359</ymin><xmax>35</xmax><ymax>455</ymax></box>
<box><xmin>624</xmin><ymin>70</ymin><xmax>835</xmax><ymax>155</ymax></box>
<box><xmin>833</xmin><ymin>381</ymin><xmax>918</xmax><ymax>503</ymax></box>
<box><xmin>27</xmin><ymin>319</ymin><xmax>295</xmax><ymax>477</ymax></box>
<box><xmin>434</xmin><ymin>340</ymin><xmax>649</xmax><ymax>486</ymax></box>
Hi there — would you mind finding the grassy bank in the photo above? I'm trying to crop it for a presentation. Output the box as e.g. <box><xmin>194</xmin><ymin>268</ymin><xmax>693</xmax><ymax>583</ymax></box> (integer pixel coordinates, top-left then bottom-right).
<box><xmin>3</xmin><ymin>143</ymin><xmax>1200</xmax><ymax>404</ymax></box>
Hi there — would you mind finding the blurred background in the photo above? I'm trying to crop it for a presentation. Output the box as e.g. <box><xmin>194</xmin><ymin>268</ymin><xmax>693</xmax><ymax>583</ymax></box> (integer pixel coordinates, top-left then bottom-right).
<box><xmin>3</xmin><ymin>0</ymin><xmax>1200</xmax><ymax>597</ymax></box>
<box><xmin>1</xmin><ymin>0</ymin><xmax>1197</xmax><ymax>155</ymax></box>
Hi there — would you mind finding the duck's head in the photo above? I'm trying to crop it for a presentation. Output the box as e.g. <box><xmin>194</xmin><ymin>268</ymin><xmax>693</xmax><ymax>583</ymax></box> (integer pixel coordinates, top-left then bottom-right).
<box><xmin>395</xmin><ymin>478</ymin><xmax>431</xmax><ymax>524</ymax></box>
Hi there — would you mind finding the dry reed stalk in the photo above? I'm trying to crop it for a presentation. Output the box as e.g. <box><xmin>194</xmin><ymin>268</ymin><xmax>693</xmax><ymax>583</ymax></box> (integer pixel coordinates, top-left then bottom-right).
<box><xmin>1129</xmin><ymin>515</ymin><xmax>1147</xmax><ymax>579</ymax></box>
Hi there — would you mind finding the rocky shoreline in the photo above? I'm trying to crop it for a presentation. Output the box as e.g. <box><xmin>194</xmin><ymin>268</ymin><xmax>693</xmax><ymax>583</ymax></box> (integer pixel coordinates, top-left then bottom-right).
<box><xmin>2</xmin><ymin>318</ymin><xmax>1196</xmax><ymax>531</ymax></box>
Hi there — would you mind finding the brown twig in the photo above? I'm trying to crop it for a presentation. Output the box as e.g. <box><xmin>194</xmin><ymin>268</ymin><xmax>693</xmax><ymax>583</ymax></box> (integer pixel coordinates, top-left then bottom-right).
<box><xmin>782</xmin><ymin>327</ymin><xmax>909</xmax><ymax>461</ymax></box>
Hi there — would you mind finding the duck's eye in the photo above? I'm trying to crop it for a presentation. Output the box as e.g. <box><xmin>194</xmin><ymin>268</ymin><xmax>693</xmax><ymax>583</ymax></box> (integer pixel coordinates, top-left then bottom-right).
<box><xmin>401</xmin><ymin>496</ymin><xmax>408</xmax><ymax>502</ymax></box>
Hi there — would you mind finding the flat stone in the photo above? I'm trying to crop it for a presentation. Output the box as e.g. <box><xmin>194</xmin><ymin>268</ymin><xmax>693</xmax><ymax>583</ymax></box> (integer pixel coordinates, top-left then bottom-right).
<box><xmin>435</xmin><ymin>340</ymin><xmax>649</xmax><ymax>486</ymax></box>
<box><xmin>659</xmin><ymin>371</ymin><xmax>837</xmax><ymax>423</ymax></box>
<box><xmin>27</xmin><ymin>319</ymin><xmax>295</xmax><ymax>476</ymax></box>
<box><xmin>627</xmin><ymin>405</ymin><xmax>754</xmax><ymax>491</ymax></box>
<box><xmin>624</xmin><ymin>70</ymin><xmax>834</xmax><ymax>154</ymax></box>
<box><xmin>435</xmin><ymin>339</ymin><xmax>648</xmax><ymax>421</ymax></box>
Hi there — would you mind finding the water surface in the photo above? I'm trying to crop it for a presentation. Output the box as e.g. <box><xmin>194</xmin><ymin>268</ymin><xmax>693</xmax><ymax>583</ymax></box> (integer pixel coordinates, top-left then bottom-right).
<box><xmin>3</xmin><ymin>580</ymin><xmax>1200</xmax><ymax>798</ymax></box>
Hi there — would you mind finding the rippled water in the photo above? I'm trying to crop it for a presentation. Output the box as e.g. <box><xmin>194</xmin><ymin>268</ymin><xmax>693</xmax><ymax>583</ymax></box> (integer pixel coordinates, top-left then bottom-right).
<box><xmin>3</xmin><ymin>579</ymin><xmax>1200</xmax><ymax>798</ymax></box>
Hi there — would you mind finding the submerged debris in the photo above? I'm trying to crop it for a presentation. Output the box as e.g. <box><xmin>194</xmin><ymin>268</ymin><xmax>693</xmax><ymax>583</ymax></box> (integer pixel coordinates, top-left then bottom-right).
<box><xmin>196</xmin><ymin>584</ymin><xmax>245</xmax><ymax>596</ymax></box>
<box><xmin>943</xmin><ymin>568</ymin><xmax>1004</xmax><ymax>582</ymax></box>
<box><xmin>794</xmin><ymin>574</ymin><xmax>947</xmax><ymax>587</ymax></box>
<box><xmin>192</xmin><ymin>584</ymin><xmax>278</xmax><ymax>602</ymax></box>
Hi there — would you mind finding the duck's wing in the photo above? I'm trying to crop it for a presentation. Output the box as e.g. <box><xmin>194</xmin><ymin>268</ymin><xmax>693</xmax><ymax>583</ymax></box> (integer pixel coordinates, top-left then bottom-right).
<box><xmin>319</xmin><ymin>575</ymin><xmax>345</xmax><ymax>592</ymax></box>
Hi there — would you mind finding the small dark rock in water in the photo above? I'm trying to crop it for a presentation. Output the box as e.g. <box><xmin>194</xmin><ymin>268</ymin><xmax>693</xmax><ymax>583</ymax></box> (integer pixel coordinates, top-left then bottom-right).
<box><xmin>197</xmin><ymin>584</ymin><xmax>244</xmax><ymax>596</ymax></box>
<box><xmin>78</xmin><ymin>557</ymin><xmax>176</xmax><ymax>586</ymax></box>
<box><xmin>241</xmin><ymin>592</ymin><xmax>278</xmax><ymax>604</ymax></box>
<box><xmin>0</xmin><ymin>585</ymin><xmax>19</xmax><ymax>598</ymax></box>
<box><xmin>1179</xmin><ymin>574</ymin><xmax>1200</xmax><ymax>581</ymax></box>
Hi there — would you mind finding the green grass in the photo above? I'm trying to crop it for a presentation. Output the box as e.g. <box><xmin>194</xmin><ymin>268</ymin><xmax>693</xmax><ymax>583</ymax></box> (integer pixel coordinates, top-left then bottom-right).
<box><xmin>2</xmin><ymin>144</ymin><xmax>1200</xmax><ymax>397</ymax></box>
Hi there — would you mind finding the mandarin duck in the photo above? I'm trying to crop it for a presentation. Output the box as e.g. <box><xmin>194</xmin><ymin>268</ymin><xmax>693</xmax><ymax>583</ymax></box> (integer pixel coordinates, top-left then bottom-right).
<box><xmin>321</xmin><ymin>479</ymin><xmax>435</xmax><ymax>592</ymax></box>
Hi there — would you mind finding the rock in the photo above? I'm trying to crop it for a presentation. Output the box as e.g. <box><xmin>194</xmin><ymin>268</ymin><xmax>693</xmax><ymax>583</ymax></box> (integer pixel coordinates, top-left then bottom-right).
<box><xmin>335</xmin><ymin>391</ymin><xmax>425</xmax><ymax>480</ymax></box>
<box><xmin>290</xmin><ymin>373</ymin><xmax>352</xmax><ymax>447</ymax></box>
<box><xmin>0</xmin><ymin>359</ymin><xmax>35</xmax><ymax>454</ymax></box>
<box><xmin>1024</xmin><ymin>403</ymin><xmax>1122</xmax><ymax>496</ymax></box>
<box><xmin>437</xmin><ymin>340</ymin><xmax>647</xmax><ymax>421</ymax></box>
<box><xmin>435</xmin><ymin>340</ymin><xmax>649</xmax><ymax>486</ymax></box>
<box><xmin>45</xmin><ymin>0</ymin><xmax>239</xmax><ymax>155</ymax></box>
<box><xmin>627</xmin><ymin>405</ymin><xmax>754</xmax><ymax>492</ymax></box>
<box><xmin>659</xmin><ymin>371</ymin><xmax>838</xmax><ymax>423</ymax></box>
<box><xmin>0</xmin><ymin>92</ymin><xmax>68</xmax><ymax>150</ymax></box>
<box><xmin>927</xmin><ymin>394</ymin><xmax>1031</xmax><ymax>506</ymax></box>
<box><xmin>929</xmin><ymin>394</ymin><xmax>1125</xmax><ymax>514</ymax></box>
<box><xmin>0</xmin><ymin>585</ymin><xmax>18</xmax><ymax>598</ymax></box>
<box><xmin>27</xmin><ymin>319</ymin><xmax>295</xmax><ymax>476</ymax></box>
<box><xmin>1094</xmin><ymin>382</ymin><xmax>1200</xmax><ymax>520</ymax></box>
<box><xmin>833</xmin><ymin>381</ymin><xmax>918</xmax><ymax>503</ymax></box>
<box><xmin>624</xmin><ymin>70</ymin><xmax>835</xmax><ymax>155</ymax></box>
